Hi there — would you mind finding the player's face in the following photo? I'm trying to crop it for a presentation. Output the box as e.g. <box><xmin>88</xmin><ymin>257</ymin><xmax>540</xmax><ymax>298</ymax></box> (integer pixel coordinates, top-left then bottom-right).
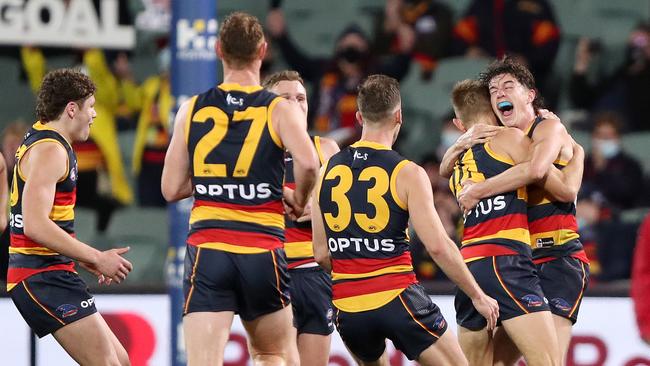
<box><xmin>271</xmin><ymin>80</ymin><xmax>308</xmax><ymax>116</ymax></box>
<box><xmin>72</xmin><ymin>95</ymin><xmax>96</xmax><ymax>142</ymax></box>
<box><xmin>488</xmin><ymin>73</ymin><xmax>533</xmax><ymax>128</ymax></box>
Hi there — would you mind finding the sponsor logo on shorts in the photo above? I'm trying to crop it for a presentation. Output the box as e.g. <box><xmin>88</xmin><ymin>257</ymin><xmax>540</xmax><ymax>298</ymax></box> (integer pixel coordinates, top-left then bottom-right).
<box><xmin>80</xmin><ymin>297</ymin><xmax>95</xmax><ymax>309</ymax></box>
<box><xmin>550</xmin><ymin>298</ymin><xmax>572</xmax><ymax>313</ymax></box>
<box><xmin>326</xmin><ymin>308</ymin><xmax>334</xmax><ymax>327</ymax></box>
<box><xmin>521</xmin><ymin>294</ymin><xmax>544</xmax><ymax>308</ymax></box>
<box><xmin>433</xmin><ymin>315</ymin><xmax>446</xmax><ymax>330</ymax></box>
<box><xmin>56</xmin><ymin>304</ymin><xmax>78</xmax><ymax>318</ymax></box>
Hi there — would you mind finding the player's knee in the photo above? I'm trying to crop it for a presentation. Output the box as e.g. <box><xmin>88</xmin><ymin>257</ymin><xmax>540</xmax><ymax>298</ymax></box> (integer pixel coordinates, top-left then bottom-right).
<box><xmin>250</xmin><ymin>351</ymin><xmax>287</xmax><ymax>366</ymax></box>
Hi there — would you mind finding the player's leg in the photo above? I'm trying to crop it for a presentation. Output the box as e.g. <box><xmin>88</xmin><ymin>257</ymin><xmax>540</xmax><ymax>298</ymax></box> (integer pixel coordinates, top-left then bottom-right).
<box><xmin>286</xmin><ymin>325</ymin><xmax>301</xmax><ymax>366</ymax></box>
<box><xmin>53</xmin><ymin>313</ymin><xmax>123</xmax><ymax>366</ymax></box>
<box><xmin>454</xmin><ymin>271</ymin><xmax>493</xmax><ymax>366</ymax></box>
<box><xmin>238</xmin><ymin>248</ymin><xmax>293</xmax><ymax>365</ymax></box>
<box><xmin>243</xmin><ymin>305</ymin><xmax>294</xmax><ymax>365</ymax></box>
<box><xmin>553</xmin><ymin>315</ymin><xmax>573</xmax><ymax>365</ymax></box>
<box><xmin>500</xmin><ymin>312</ymin><xmax>559</xmax><ymax>366</ymax></box>
<box><xmin>492</xmin><ymin>326</ymin><xmax>522</xmax><ymax>366</ymax></box>
<box><xmin>387</xmin><ymin>284</ymin><xmax>466</xmax><ymax>366</ymax></box>
<box><xmin>458</xmin><ymin>327</ymin><xmax>493</xmax><ymax>366</ymax></box>
<box><xmin>184</xmin><ymin>311</ymin><xmax>235</xmax><ymax>365</ymax></box>
<box><xmin>417</xmin><ymin>328</ymin><xmax>469</xmax><ymax>366</ymax></box>
<box><xmin>182</xmin><ymin>246</ymin><xmax>238</xmax><ymax>365</ymax></box>
<box><xmin>297</xmin><ymin>333</ymin><xmax>332</xmax><ymax>366</ymax></box>
<box><xmin>293</xmin><ymin>268</ymin><xmax>334</xmax><ymax>366</ymax></box>
<box><xmin>538</xmin><ymin>255</ymin><xmax>589</xmax><ymax>364</ymax></box>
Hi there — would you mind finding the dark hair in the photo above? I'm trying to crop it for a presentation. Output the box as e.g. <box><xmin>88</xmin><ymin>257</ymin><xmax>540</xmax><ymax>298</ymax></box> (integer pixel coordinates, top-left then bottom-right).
<box><xmin>357</xmin><ymin>74</ymin><xmax>401</xmax><ymax>123</ymax></box>
<box><xmin>451</xmin><ymin>79</ymin><xmax>493</xmax><ymax>126</ymax></box>
<box><xmin>262</xmin><ymin>70</ymin><xmax>304</xmax><ymax>89</ymax></box>
<box><xmin>479</xmin><ymin>56</ymin><xmax>544</xmax><ymax>112</ymax></box>
<box><xmin>592</xmin><ymin>111</ymin><xmax>623</xmax><ymax>135</ymax></box>
<box><xmin>219</xmin><ymin>12</ymin><xmax>265</xmax><ymax>69</ymax></box>
<box><xmin>36</xmin><ymin>69</ymin><xmax>96</xmax><ymax>122</ymax></box>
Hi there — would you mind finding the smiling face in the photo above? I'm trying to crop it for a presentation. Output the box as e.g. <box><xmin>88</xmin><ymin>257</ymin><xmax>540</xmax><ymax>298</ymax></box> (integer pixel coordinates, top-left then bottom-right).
<box><xmin>487</xmin><ymin>73</ymin><xmax>536</xmax><ymax>129</ymax></box>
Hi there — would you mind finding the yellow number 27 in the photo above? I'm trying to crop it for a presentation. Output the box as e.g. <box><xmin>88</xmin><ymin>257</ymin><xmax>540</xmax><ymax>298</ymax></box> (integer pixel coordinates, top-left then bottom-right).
<box><xmin>192</xmin><ymin>106</ymin><xmax>267</xmax><ymax>178</ymax></box>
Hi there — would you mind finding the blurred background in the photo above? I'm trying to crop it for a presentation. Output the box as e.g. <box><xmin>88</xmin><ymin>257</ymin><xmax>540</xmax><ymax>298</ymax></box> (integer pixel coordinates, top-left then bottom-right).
<box><xmin>0</xmin><ymin>0</ymin><xmax>649</xmax><ymax>365</ymax></box>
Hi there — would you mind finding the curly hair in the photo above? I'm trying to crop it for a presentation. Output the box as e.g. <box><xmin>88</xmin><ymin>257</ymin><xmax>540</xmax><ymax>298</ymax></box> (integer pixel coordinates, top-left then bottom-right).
<box><xmin>479</xmin><ymin>56</ymin><xmax>544</xmax><ymax>112</ymax></box>
<box><xmin>36</xmin><ymin>69</ymin><xmax>96</xmax><ymax>122</ymax></box>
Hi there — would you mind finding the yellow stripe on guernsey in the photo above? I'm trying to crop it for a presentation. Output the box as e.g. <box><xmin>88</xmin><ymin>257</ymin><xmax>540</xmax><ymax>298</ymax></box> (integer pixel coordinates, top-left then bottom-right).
<box><xmin>9</xmin><ymin>247</ymin><xmax>58</xmax><ymax>255</ymax></box>
<box><xmin>189</xmin><ymin>206</ymin><xmax>284</xmax><ymax>229</ymax></box>
<box><xmin>49</xmin><ymin>205</ymin><xmax>74</xmax><ymax>221</ymax></box>
<box><xmin>462</xmin><ymin>228</ymin><xmax>530</xmax><ymax>245</ymax></box>
<box><xmin>530</xmin><ymin>230</ymin><xmax>580</xmax><ymax>247</ymax></box>
<box><xmin>196</xmin><ymin>242</ymin><xmax>268</xmax><ymax>254</ymax></box>
<box><xmin>331</xmin><ymin>265</ymin><xmax>414</xmax><ymax>281</ymax></box>
<box><xmin>284</xmin><ymin>241</ymin><xmax>314</xmax><ymax>258</ymax></box>
<box><xmin>333</xmin><ymin>289</ymin><xmax>405</xmax><ymax>312</ymax></box>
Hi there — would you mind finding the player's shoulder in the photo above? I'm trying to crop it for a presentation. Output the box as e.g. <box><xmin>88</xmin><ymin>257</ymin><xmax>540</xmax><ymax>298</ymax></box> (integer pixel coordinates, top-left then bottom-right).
<box><xmin>494</xmin><ymin>126</ymin><xmax>527</xmax><ymax>145</ymax></box>
<box><xmin>533</xmin><ymin>117</ymin><xmax>568</xmax><ymax>138</ymax></box>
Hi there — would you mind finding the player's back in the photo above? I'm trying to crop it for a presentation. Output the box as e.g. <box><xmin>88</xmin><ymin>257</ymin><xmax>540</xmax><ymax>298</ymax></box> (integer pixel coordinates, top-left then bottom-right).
<box><xmin>449</xmin><ymin>134</ymin><xmax>531</xmax><ymax>261</ymax></box>
<box><xmin>185</xmin><ymin>83</ymin><xmax>286</xmax><ymax>253</ymax></box>
<box><xmin>7</xmin><ymin>122</ymin><xmax>77</xmax><ymax>291</ymax></box>
<box><xmin>525</xmin><ymin>117</ymin><xmax>583</xmax><ymax>260</ymax></box>
<box><xmin>318</xmin><ymin>141</ymin><xmax>415</xmax><ymax>312</ymax></box>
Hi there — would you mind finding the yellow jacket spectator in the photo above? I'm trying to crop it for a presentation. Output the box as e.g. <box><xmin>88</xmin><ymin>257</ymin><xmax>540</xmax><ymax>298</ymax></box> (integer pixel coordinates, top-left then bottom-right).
<box><xmin>20</xmin><ymin>47</ymin><xmax>134</xmax><ymax>207</ymax></box>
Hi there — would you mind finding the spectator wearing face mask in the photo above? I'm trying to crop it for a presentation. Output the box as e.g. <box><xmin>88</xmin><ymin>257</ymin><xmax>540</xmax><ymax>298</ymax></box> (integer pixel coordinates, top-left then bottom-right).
<box><xmin>266</xmin><ymin>7</ymin><xmax>414</xmax><ymax>146</ymax></box>
<box><xmin>582</xmin><ymin>112</ymin><xmax>644</xmax><ymax>210</ymax></box>
<box><xmin>570</xmin><ymin>23</ymin><xmax>650</xmax><ymax>131</ymax></box>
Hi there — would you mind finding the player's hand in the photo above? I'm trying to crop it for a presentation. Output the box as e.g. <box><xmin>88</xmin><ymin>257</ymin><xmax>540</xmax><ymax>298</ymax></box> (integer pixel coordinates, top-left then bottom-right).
<box><xmin>455</xmin><ymin>124</ymin><xmax>502</xmax><ymax>151</ymax></box>
<box><xmin>94</xmin><ymin>247</ymin><xmax>133</xmax><ymax>284</ymax></box>
<box><xmin>472</xmin><ymin>294</ymin><xmax>499</xmax><ymax>331</ymax></box>
<box><xmin>283</xmin><ymin>187</ymin><xmax>305</xmax><ymax>220</ymax></box>
<box><xmin>296</xmin><ymin>199</ymin><xmax>312</xmax><ymax>223</ymax></box>
<box><xmin>458</xmin><ymin>180</ymin><xmax>480</xmax><ymax>214</ymax></box>
<box><xmin>78</xmin><ymin>261</ymin><xmax>113</xmax><ymax>286</ymax></box>
<box><xmin>537</xmin><ymin>108</ymin><xmax>560</xmax><ymax>122</ymax></box>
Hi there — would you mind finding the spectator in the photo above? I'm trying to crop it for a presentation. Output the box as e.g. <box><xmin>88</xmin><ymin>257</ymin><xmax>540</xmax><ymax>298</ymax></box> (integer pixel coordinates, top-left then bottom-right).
<box><xmin>131</xmin><ymin>45</ymin><xmax>174</xmax><ymax>207</ymax></box>
<box><xmin>452</xmin><ymin>0</ymin><xmax>560</xmax><ymax>95</ymax></box>
<box><xmin>266</xmin><ymin>7</ymin><xmax>414</xmax><ymax>145</ymax></box>
<box><xmin>373</xmin><ymin>0</ymin><xmax>453</xmax><ymax>80</ymax></box>
<box><xmin>570</xmin><ymin>23</ymin><xmax>650</xmax><ymax>131</ymax></box>
<box><xmin>632</xmin><ymin>213</ymin><xmax>650</xmax><ymax>345</ymax></box>
<box><xmin>582</xmin><ymin>112</ymin><xmax>644</xmax><ymax>210</ymax></box>
<box><xmin>21</xmin><ymin>47</ymin><xmax>134</xmax><ymax>232</ymax></box>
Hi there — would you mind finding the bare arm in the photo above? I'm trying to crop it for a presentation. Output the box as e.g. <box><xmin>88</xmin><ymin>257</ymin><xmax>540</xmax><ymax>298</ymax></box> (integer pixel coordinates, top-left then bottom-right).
<box><xmin>399</xmin><ymin>163</ymin><xmax>499</xmax><ymax>329</ymax></box>
<box><xmin>527</xmin><ymin>119</ymin><xmax>568</xmax><ymax>180</ymax></box>
<box><xmin>21</xmin><ymin>143</ymin><xmax>132</xmax><ymax>283</ymax></box>
<box><xmin>161</xmin><ymin>98</ymin><xmax>193</xmax><ymax>202</ymax></box>
<box><xmin>317</xmin><ymin>136</ymin><xmax>340</xmax><ymax>163</ymax></box>
<box><xmin>539</xmin><ymin>142</ymin><xmax>584</xmax><ymax>202</ymax></box>
<box><xmin>311</xmin><ymin>170</ymin><xmax>331</xmax><ymax>272</ymax></box>
<box><xmin>273</xmin><ymin>100</ymin><xmax>319</xmax><ymax>211</ymax></box>
<box><xmin>440</xmin><ymin>124</ymin><xmax>503</xmax><ymax>178</ymax></box>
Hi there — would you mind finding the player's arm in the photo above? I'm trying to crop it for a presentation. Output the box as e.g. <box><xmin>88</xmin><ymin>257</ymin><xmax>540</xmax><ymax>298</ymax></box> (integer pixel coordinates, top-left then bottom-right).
<box><xmin>538</xmin><ymin>142</ymin><xmax>585</xmax><ymax>202</ymax></box>
<box><xmin>161</xmin><ymin>98</ymin><xmax>193</xmax><ymax>202</ymax></box>
<box><xmin>311</xmin><ymin>169</ymin><xmax>331</xmax><ymax>272</ymax></box>
<box><xmin>0</xmin><ymin>155</ymin><xmax>7</xmax><ymax>231</ymax></box>
<box><xmin>21</xmin><ymin>143</ymin><xmax>132</xmax><ymax>283</ymax></box>
<box><xmin>440</xmin><ymin>124</ymin><xmax>503</xmax><ymax>178</ymax></box>
<box><xmin>317</xmin><ymin>136</ymin><xmax>340</xmax><ymax>162</ymax></box>
<box><xmin>273</xmin><ymin>99</ymin><xmax>319</xmax><ymax>212</ymax></box>
<box><xmin>398</xmin><ymin>162</ymin><xmax>499</xmax><ymax>329</ymax></box>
